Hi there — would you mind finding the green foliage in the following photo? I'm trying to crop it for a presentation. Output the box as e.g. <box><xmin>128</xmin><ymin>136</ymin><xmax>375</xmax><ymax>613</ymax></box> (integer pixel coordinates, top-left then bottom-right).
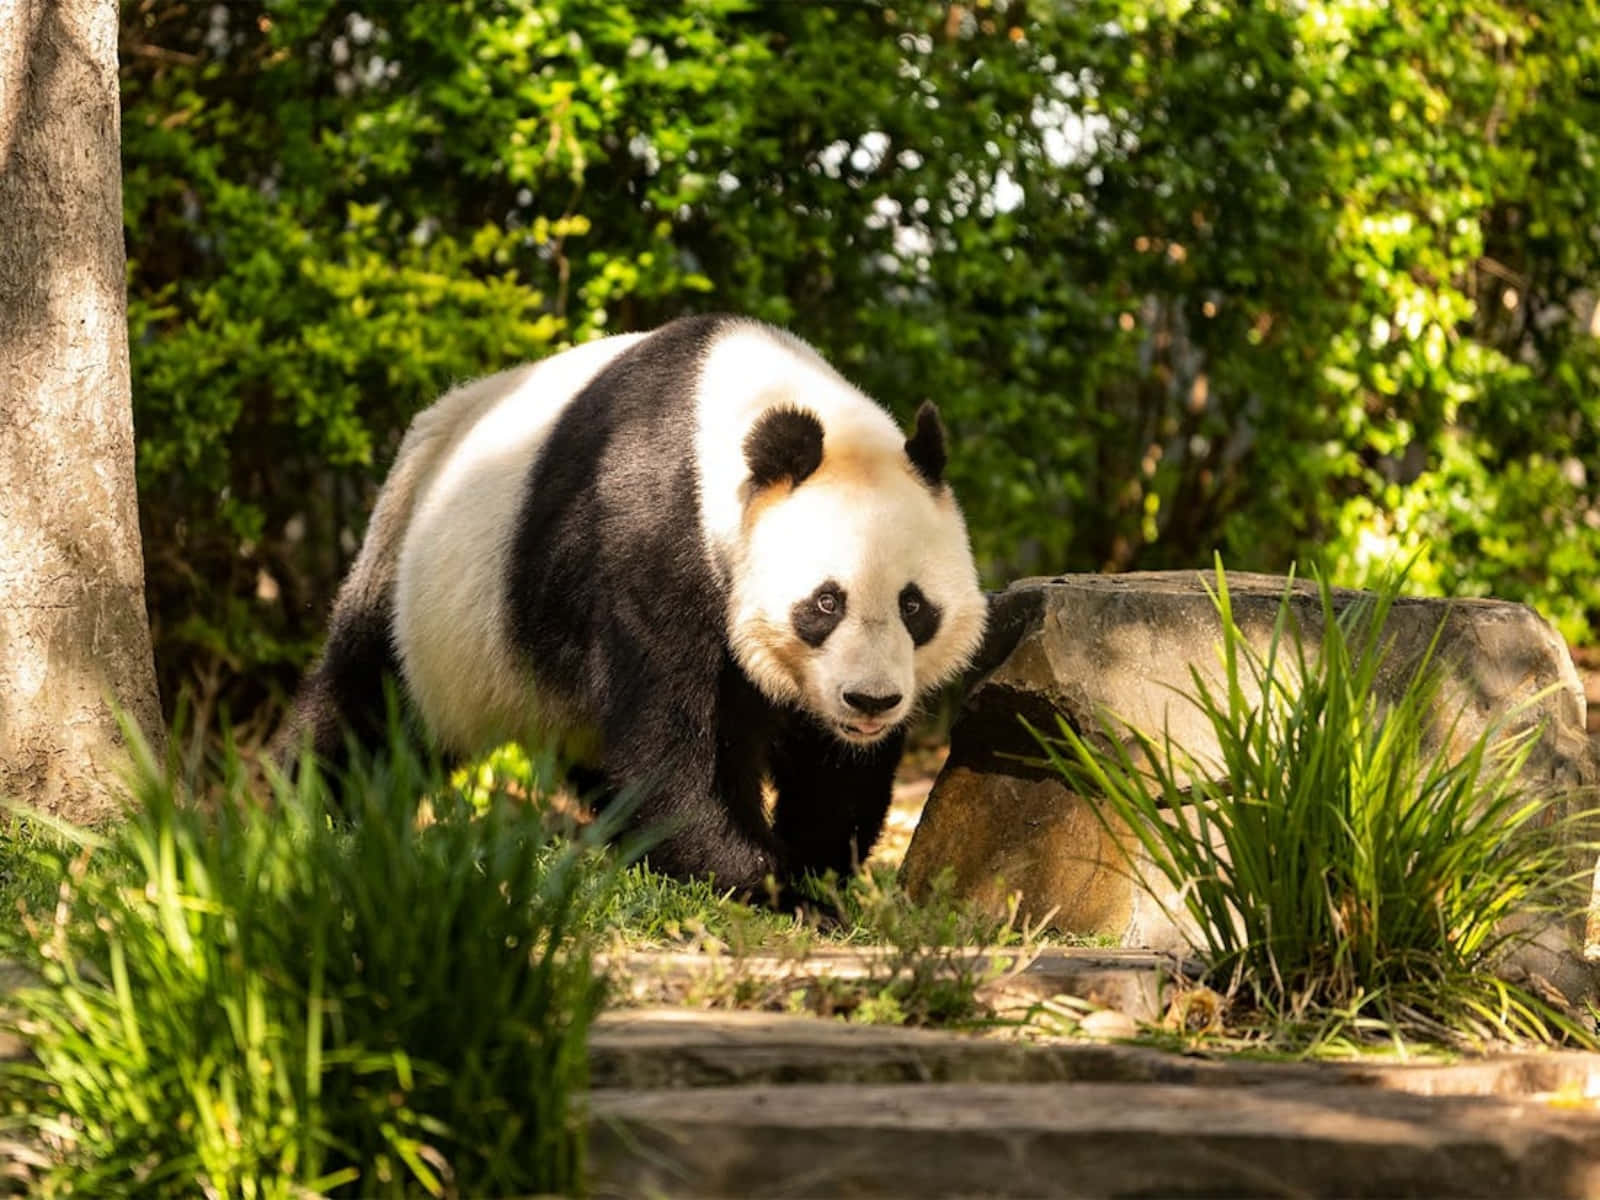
<box><xmin>119</xmin><ymin>1</ymin><xmax>1600</xmax><ymax>727</ymax></box>
<box><xmin>1031</xmin><ymin>561</ymin><xmax>1594</xmax><ymax>1048</ymax></box>
<box><xmin>0</xmin><ymin>728</ymin><xmax>607</xmax><ymax>1197</ymax></box>
<box><xmin>121</xmin><ymin>0</ymin><xmax>754</xmax><ymax>715</ymax></box>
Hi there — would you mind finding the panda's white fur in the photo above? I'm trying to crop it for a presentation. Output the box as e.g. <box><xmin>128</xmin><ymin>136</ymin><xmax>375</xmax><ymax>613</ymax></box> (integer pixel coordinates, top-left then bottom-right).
<box><xmin>694</xmin><ymin>325</ymin><xmax>984</xmax><ymax>741</ymax></box>
<box><xmin>280</xmin><ymin>314</ymin><xmax>987</xmax><ymax>895</ymax></box>
<box><xmin>394</xmin><ymin>333</ymin><xmax>644</xmax><ymax>755</ymax></box>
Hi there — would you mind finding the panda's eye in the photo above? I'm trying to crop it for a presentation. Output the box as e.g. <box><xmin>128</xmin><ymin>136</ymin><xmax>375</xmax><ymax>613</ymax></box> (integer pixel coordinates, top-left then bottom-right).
<box><xmin>898</xmin><ymin>583</ymin><xmax>941</xmax><ymax>647</ymax></box>
<box><xmin>793</xmin><ymin>582</ymin><xmax>847</xmax><ymax>647</ymax></box>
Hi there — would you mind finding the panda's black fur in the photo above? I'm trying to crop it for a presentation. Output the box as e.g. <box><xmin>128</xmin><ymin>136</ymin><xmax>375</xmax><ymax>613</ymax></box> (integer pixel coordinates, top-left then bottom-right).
<box><xmin>277</xmin><ymin>314</ymin><xmax>983</xmax><ymax>899</ymax></box>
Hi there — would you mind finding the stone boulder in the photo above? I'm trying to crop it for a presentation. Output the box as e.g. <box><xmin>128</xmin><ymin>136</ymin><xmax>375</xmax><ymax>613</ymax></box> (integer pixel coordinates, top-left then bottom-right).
<box><xmin>901</xmin><ymin>572</ymin><xmax>1600</xmax><ymax>995</ymax></box>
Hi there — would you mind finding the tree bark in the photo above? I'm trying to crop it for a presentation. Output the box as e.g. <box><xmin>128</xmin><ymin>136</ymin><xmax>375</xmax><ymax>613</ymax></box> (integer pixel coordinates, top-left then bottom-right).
<box><xmin>0</xmin><ymin>0</ymin><xmax>162</xmax><ymax>821</ymax></box>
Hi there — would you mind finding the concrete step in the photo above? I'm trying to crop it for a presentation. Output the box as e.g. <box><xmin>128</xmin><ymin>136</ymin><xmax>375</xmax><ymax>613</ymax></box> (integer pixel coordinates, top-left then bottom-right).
<box><xmin>588</xmin><ymin>1078</ymin><xmax>1600</xmax><ymax>1199</ymax></box>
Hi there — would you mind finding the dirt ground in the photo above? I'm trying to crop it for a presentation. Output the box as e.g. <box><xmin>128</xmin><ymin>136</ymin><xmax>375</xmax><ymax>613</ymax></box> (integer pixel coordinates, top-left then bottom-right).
<box><xmin>869</xmin><ymin>740</ymin><xmax>948</xmax><ymax>870</ymax></box>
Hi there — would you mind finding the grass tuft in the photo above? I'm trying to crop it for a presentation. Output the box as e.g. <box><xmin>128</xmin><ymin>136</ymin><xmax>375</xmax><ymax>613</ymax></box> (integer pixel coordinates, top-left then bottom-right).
<box><xmin>801</xmin><ymin>867</ymin><xmax>1039</xmax><ymax>1026</ymax></box>
<box><xmin>1030</xmin><ymin>559</ymin><xmax>1596</xmax><ymax>1050</ymax></box>
<box><xmin>0</xmin><ymin>720</ymin><xmax>609</xmax><ymax>1198</ymax></box>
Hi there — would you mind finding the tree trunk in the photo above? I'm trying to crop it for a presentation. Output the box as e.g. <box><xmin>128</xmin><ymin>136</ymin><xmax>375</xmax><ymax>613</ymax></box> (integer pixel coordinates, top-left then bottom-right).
<box><xmin>0</xmin><ymin>0</ymin><xmax>162</xmax><ymax>822</ymax></box>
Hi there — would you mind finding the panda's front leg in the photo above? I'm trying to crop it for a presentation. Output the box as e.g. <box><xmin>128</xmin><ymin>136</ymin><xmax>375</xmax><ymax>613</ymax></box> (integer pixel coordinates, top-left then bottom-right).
<box><xmin>600</xmin><ymin>694</ymin><xmax>784</xmax><ymax>898</ymax></box>
<box><xmin>629</xmin><ymin>808</ymin><xmax>782</xmax><ymax>898</ymax></box>
<box><xmin>625</xmin><ymin>789</ymin><xmax>782</xmax><ymax>899</ymax></box>
<box><xmin>770</xmin><ymin>718</ymin><xmax>905</xmax><ymax>884</ymax></box>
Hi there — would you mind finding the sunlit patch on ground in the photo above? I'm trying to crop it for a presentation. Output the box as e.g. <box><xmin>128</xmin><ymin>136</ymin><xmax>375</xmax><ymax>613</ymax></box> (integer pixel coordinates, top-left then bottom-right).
<box><xmin>868</xmin><ymin>741</ymin><xmax>948</xmax><ymax>871</ymax></box>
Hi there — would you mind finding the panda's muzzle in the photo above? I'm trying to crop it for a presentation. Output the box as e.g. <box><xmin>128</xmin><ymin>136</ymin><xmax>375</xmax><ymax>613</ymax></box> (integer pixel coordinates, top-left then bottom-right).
<box><xmin>834</xmin><ymin>689</ymin><xmax>905</xmax><ymax>741</ymax></box>
<box><xmin>843</xmin><ymin>690</ymin><xmax>902</xmax><ymax>716</ymax></box>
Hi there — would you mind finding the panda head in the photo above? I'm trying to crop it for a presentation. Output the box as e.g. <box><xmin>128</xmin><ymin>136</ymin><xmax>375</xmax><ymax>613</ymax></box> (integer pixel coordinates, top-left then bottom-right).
<box><xmin>729</xmin><ymin>402</ymin><xmax>987</xmax><ymax>746</ymax></box>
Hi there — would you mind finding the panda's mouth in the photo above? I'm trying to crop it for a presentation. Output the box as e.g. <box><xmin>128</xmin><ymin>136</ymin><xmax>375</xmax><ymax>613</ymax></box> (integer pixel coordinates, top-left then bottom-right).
<box><xmin>835</xmin><ymin>717</ymin><xmax>893</xmax><ymax>742</ymax></box>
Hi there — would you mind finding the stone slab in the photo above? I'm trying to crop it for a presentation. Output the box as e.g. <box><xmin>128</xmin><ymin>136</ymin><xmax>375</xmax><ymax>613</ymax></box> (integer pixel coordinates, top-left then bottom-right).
<box><xmin>588</xmin><ymin>1078</ymin><xmax>1600</xmax><ymax>1198</ymax></box>
<box><xmin>591</xmin><ymin>1007</ymin><xmax>1600</xmax><ymax>1099</ymax></box>
<box><xmin>591</xmin><ymin>1007</ymin><xmax>1245</xmax><ymax>1090</ymax></box>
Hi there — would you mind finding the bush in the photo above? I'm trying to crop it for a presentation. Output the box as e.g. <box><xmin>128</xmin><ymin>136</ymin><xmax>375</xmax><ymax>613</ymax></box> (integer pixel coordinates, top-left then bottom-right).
<box><xmin>1</xmin><ymin>727</ymin><xmax>608</xmax><ymax>1197</ymax></box>
<box><xmin>1032</xmin><ymin>562</ymin><xmax>1594</xmax><ymax>1047</ymax></box>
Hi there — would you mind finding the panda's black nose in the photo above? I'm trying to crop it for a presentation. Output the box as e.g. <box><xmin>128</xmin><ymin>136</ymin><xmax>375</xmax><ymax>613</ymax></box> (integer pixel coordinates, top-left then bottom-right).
<box><xmin>843</xmin><ymin>690</ymin><xmax>902</xmax><ymax>716</ymax></box>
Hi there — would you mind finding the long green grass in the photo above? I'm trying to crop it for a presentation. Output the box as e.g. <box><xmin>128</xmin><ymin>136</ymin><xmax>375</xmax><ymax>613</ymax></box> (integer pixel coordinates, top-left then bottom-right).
<box><xmin>1031</xmin><ymin>561</ymin><xmax>1595</xmax><ymax>1048</ymax></box>
<box><xmin>0</xmin><ymin>724</ymin><xmax>609</xmax><ymax>1198</ymax></box>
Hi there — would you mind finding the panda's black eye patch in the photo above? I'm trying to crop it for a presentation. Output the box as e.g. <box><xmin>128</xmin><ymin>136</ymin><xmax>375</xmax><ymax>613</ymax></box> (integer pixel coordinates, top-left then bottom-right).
<box><xmin>793</xmin><ymin>582</ymin><xmax>846</xmax><ymax>647</ymax></box>
<box><xmin>900</xmin><ymin>583</ymin><xmax>941</xmax><ymax>646</ymax></box>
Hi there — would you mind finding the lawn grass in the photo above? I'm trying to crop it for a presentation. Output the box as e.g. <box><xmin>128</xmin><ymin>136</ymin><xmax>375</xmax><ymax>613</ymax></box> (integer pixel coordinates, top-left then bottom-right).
<box><xmin>0</xmin><ymin>817</ymin><xmax>66</xmax><ymax>925</ymax></box>
<box><xmin>591</xmin><ymin>863</ymin><xmax>1048</xmax><ymax>1027</ymax></box>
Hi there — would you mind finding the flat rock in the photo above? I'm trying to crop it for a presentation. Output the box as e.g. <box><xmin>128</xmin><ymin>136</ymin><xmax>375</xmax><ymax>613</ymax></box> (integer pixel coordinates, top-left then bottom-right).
<box><xmin>591</xmin><ymin>1007</ymin><xmax>1262</xmax><ymax>1090</ymax></box>
<box><xmin>588</xmin><ymin>1078</ymin><xmax>1600</xmax><ymax>1198</ymax></box>
<box><xmin>591</xmin><ymin>1007</ymin><xmax>1600</xmax><ymax>1098</ymax></box>
<box><xmin>902</xmin><ymin>572</ymin><xmax>1600</xmax><ymax>992</ymax></box>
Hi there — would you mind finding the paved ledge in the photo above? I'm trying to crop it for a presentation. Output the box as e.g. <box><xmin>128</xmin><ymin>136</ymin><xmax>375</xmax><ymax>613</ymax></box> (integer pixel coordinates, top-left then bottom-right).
<box><xmin>589</xmin><ymin>1077</ymin><xmax>1600</xmax><ymax>1199</ymax></box>
<box><xmin>591</xmin><ymin>1007</ymin><xmax>1600</xmax><ymax>1099</ymax></box>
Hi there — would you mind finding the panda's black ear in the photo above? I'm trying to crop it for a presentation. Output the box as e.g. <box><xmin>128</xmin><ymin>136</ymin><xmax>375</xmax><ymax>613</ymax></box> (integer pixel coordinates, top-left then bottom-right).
<box><xmin>905</xmin><ymin>401</ymin><xmax>946</xmax><ymax>488</ymax></box>
<box><xmin>744</xmin><ymin>406</ymin><xmax>825</xmax><ymax>490</ymax></box>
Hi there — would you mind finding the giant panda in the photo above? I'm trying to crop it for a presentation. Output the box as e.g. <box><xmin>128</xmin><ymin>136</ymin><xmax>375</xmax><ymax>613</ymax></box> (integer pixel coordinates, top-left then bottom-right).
<box><xmin>278</xmin><ymin>314</ymin><xmax>987</xmax><ymax>898</ymax></box>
